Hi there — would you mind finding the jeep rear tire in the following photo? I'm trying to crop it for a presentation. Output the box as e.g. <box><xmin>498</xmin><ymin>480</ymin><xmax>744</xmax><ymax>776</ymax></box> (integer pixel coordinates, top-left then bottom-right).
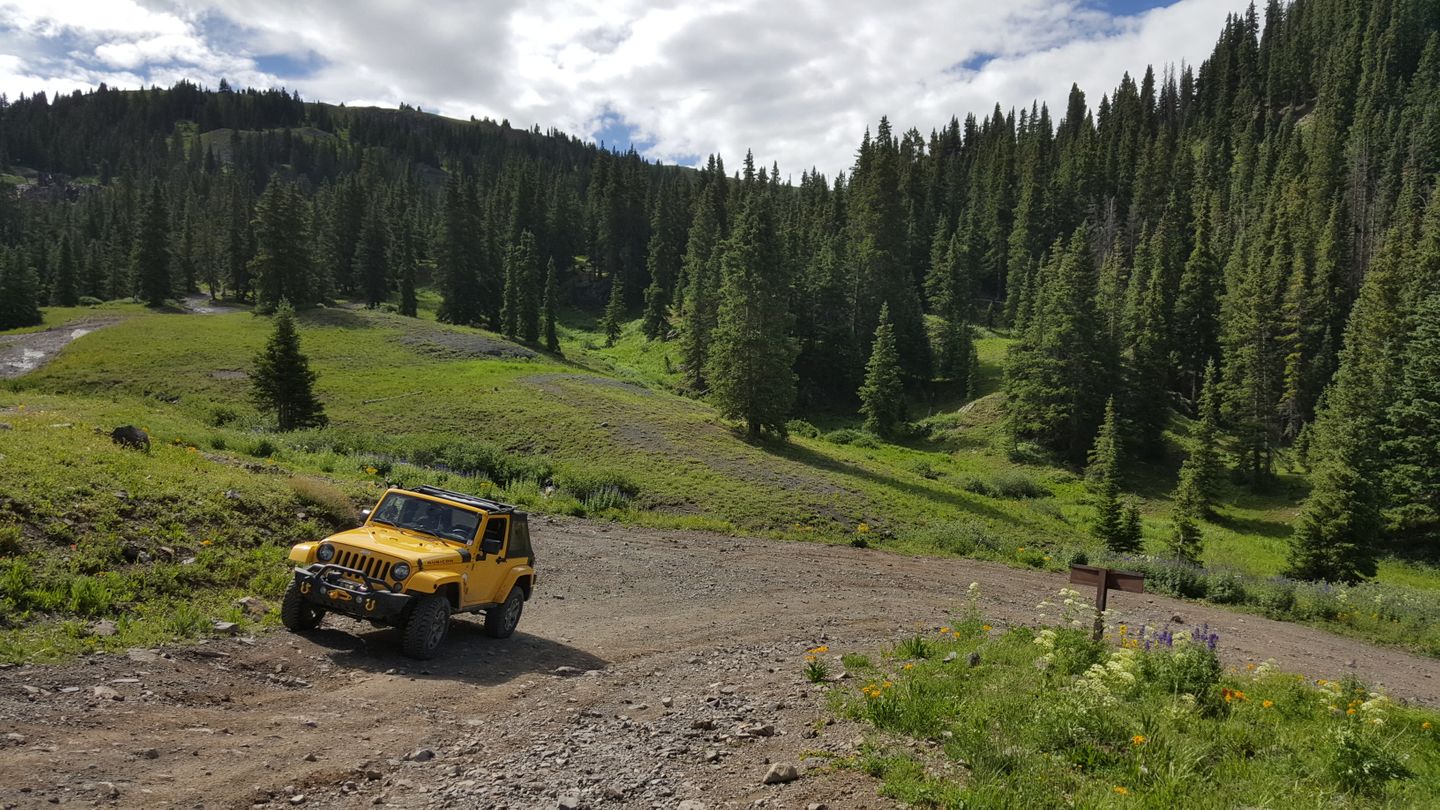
<box><xmin>402</xmin><ymin>594</ymin><xmax>451</xmax><ymax>659</ymax></box>
<box><xmin>484</xmin><ymin>586</ymin><xmax>524</xmax><ymax>639</ymax></box>
<box><xmin>280</xmin><ymin>579</ymin><xmax>325</xmax><ymax>631</ymax></box>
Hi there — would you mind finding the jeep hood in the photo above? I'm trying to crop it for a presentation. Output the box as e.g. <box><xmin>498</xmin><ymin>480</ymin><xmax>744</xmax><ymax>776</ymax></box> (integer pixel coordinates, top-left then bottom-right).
<box><xmin>323</xmin><ymin>526</ymin><xmax>466</xmax><ymax>565</ymax></box>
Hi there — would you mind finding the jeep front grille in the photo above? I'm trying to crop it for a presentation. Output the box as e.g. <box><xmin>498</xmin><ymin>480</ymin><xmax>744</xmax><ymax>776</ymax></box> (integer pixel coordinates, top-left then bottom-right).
<box><xmin>333</xmin><ymin>548</ymin><xmax>394</xmax><ymax>583</ymax></box>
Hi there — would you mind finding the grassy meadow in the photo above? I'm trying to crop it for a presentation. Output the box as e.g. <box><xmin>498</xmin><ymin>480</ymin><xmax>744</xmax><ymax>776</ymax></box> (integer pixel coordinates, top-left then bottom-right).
<box><xmin>2</xmin><ymin>297</ymin><xmax>1439</xmax><ymax>660</ymax></box>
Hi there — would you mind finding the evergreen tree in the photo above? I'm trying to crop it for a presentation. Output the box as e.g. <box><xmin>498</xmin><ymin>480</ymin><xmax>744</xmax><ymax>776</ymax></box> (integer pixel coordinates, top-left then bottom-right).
<box><xmin>858</xmin><ymin>303</ymin><xmax>906</xmax><ymax>437</ymax></box>
<box><xmin>52</xmin><ymin>232</ymin><xmax>79</xmax><ymax>307</ymax></box>
<box><xmin>354</xmin><ymin>206</ymin><xmax>388</xmax><ymax>308</ymax></box>
<box><xmin>641</xmin><ymin>277</ymin><xmax>668</xmax><ymax>340</ymax></box>
<box><xmin>1169</xmin><ymin>458</ymin><xmax>1206</xmax><ymax>564</ymax></box>
<box><xmin>251</xmin><ymin>302</ymin><xmax>327</xmax><ymax>431</ymax></box>
<box><xmin>436</xmin><ymin>176</ymin><xmax>484</xmax><ymax>326</ymax></box>
<box><xmin>600</xmin><ymin>273</ymin><xmax>625</xmax><ymax>346</ymax></box>
<box><xmin>132</xmin><ymin>180</ymin><xmax>172</xmax><ymax>306</ymax></box>
<box><xmin>390</xmin><ymin>205</ymin><xmax>418</xmax><ymax>317</ymax></box>
<box><xmin>704</xmin><ymin>194</ymin><xmax>797</xmax><ymax>440</ymax></box>
<box><xmin>1381</xmin><ymin>292</ymin><xmax>1440</xmax><ymax>536</ymax></box>
<box><xmin>542</xmin><ymin>257</ymin><xmax>560</xmax><ymax>352</ymax></box>
<box><xmin>1090</xmin><ymin>398</ymin><xmax>1131</xmax><ymax>551</ymax></box>
<box><xmin>1005</xmin><ymin>227</ymin><xmax>1111</xmax><ymax>463</ymax></box>
<box><xmin>249</xmin><ymin>180</ymin><xmax>312</xmax><ymax>312</ymax></box>
<box><xmin>1117</xmin><ymin>499</ymin><xmax>1144</xmax><ymax>555</ymax></box>
<box><xmin>0</xmin><ymin>251</ymin><xmax>42</xmax><ymax>330</ymax></box>
<box><xmin>507</xmin><ymin>230</ymin><xmax>541</xmax><ymax>343</ymax></box>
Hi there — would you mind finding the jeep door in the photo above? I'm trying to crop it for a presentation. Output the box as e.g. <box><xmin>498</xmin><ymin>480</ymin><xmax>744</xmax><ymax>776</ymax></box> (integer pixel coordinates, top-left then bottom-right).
<box><xmin>463</xmin><ymin>514</ymin><xmax>510</xmax><ymax>607</ymax></box>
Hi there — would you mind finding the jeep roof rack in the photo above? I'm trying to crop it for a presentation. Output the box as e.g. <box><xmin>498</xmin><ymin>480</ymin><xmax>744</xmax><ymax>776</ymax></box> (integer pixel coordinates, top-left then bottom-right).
<box><xmin>409</xmin><ymin>485</ymin><xmax>516</xmax><ymax>514</ymax></box>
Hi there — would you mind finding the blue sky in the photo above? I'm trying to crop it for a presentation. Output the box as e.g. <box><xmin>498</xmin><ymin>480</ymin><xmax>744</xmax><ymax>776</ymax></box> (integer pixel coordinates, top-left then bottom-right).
<box><xmin>0</xmin><ymin>0</ymin><xmax>1242</xmax><ymax>174</ymax></box>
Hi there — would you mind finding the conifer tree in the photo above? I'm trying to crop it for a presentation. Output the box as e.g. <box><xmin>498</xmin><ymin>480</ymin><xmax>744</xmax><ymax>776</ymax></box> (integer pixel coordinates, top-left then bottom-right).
<box><xmin>500</xmin><ymin>249</ymin><xmax>519</xmax><ymax>339</ymax></box>
<box><xmin>249</xmin><ymin>180</ymin><xmax>312</xmax><ymax>312</ymax></box>
<box><xmin>641</xmin><ymin>277</ymin><xmax>668</xmax><ymax>340</ymax></box>
<box><xmin>1169</xmin><ymin>458</ymin><xmax>1206</xmax><ymax>564</ymax></box>
<box><xmin>436</xmin><ymin>176</ymin><xmax>484</xmax><ymax>326</ymax></box>
<box><xmin>600</xmin><ymin>273</ymin><xmax>625</xmax><ymax>346</ymax></box>
<box><xmin>509</xmin><ymin>230</ymin><xmax>541</xmax><ymax>343</ymax></box>
<box><xmin>542</xmin><ymin>257</ymin><xmax>560</xmax><ymax>352</ymax></box>
<box><xmin>704</xmin><ymin>194</ymin><xmax>796</xmax><ymax>440</ymax></box>
<box><xmin>389</xmin><ymin>207</ymin><xmax>417</xmax><ymax>317</ymax></box>
<box><xmin>132</xmin><ymin>180</ymin><xmax>172</xmax><ymax>306</ymax></box>
<box><xmin>859</xmin><ymin>303</ymin><xmax>906</xmax><ymax>437</ymax></box>
<box><xmin>251</xmin><ymin>302</ymin><xmax>327</xmax><ymax>431</ymax></box>
<box><xmin>1090</xmin><ymin>398</ymin><xmax>1129</xmax><ymax>551</ymax></box>
<box><xmin>1117</xmin><ymin>499</ymin><xmax>1144</xmax><ymax>555</ymax></box>
<box><xmin>354</xmin><ymin>207</ymin><xmax>387</xmax><ymax>308</ymax></box>
<box><xmin>679</xmin><ymin>180</ymin><xmax>723</xmax><ymax>391</ymax></box>
<box><xmin>0</xmin><ymin>251</ymin><xmax>42</xmax><ymax>330</ymax></box>
<box><xmin>1381</xmin><ymin>292</ymin><xmax>1440</xmax><ymax>535</ymax></box>
<box><xmin>1190</xmin><ymin>361</ymin><xmax>1224</xmax><ymax>507</ymax></box>
<box><xmin>52</xmin><ymin>232</ymin><xmax>79</xmax><ymax>307</ymax></box>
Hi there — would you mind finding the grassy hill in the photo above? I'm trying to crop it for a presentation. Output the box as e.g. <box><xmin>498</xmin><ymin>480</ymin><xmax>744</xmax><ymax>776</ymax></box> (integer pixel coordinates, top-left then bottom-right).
<box><xmin>3</xmin><ymin>299</ymin><xmax>1439</xmax><ymax>660</ymax></box>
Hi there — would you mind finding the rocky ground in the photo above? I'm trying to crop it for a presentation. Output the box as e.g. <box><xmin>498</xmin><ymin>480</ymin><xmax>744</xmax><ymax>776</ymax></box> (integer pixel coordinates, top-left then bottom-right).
<box><xmin>2</xmin><ymin>517</ymin><xmax>1437</xmax><ymax>810</ymax></box>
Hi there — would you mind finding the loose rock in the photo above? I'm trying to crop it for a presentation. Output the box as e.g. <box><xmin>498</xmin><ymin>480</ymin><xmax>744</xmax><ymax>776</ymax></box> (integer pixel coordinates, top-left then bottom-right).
<box><xmin>761</xmin><ymin>763</ymin><xmax>798</xmax><ymax>785</ymax></box>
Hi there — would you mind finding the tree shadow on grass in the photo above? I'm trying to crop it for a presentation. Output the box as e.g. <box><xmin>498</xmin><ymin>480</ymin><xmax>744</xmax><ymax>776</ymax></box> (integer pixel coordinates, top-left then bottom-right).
<box><xmin>300</xmin><ymin>618</ymin><xmax>608</xmax><ymax>686</ymax></box>
<box><xmin>769</xmin><ymin>438</ymin><xmax>1031</xmax><ymax>530</ymax></box>
<box><xmin>298</xmin><ymin>307</ymin><xmax>376</xmax><ymax>330</ymax></box>
<box><xmin>1210</xmin><ymin>511</ymin><xmax>1293</xmax><ymax>540</ymax></box>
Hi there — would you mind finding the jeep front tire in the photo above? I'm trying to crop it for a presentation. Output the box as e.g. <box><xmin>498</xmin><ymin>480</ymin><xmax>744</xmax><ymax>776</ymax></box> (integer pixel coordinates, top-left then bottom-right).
<box><xmin>280</xmin><ymin>579</ymin><xmax>325</xmax><ymax>631</ymax></box>
<box><xmin>402</xmin><ymin>594</ymin><xmax>451</xmax><ymax>659</ymax></box>
<box><xmin>484</xmin><ymin>586</ymin><xmax>524</xmax><ymax>639</ymax></box>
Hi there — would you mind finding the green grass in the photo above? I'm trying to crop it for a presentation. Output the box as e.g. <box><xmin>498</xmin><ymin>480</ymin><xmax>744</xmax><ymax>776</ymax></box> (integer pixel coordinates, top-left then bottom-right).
<box><xmin>833</xmin><ymin>611</ymin><xmax>1440</xmax><ymax>807</ymax></box>
<box><xmin>4</xmin><ymin>301</ymin><xmax>1440</xmax><ymax>659</ymax></box>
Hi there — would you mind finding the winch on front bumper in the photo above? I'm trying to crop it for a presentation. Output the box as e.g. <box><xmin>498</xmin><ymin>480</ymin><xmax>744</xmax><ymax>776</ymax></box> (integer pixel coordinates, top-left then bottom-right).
<box><xmin>292</xmin><ymin>564</ymin><xmax>411</xmax><ymax>620</ymax></box>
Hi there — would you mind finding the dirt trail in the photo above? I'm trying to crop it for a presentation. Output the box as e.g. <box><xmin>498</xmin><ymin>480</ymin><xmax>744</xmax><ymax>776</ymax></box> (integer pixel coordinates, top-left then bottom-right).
<box><xmin>0</xmin><ymin>318</ymin><xmax>119</xmax><ymax>379</ymax></box>
<box><xmin>1</xmin><ymin>519</ymin><xmax>1436</xmax><ymax>810</ymax></box>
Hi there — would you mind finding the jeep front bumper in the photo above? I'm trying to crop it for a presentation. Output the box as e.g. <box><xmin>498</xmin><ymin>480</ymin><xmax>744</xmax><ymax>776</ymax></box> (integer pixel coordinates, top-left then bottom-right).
<box><xmin>293</xmin><ymin>565</ymin><xmax>411</xmax><ymax>620</ymax></box>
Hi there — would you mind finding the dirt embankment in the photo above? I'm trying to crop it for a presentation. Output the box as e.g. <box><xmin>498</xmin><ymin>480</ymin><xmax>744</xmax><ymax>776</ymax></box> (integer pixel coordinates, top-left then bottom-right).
<box><xmin>1</xmin><ymin>519</ymin><xmax>1437</xmax><ymax>809</ymax></box>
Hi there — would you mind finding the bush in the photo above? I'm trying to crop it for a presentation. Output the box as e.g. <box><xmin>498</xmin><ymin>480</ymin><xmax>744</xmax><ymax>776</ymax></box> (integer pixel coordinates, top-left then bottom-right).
<box><xmin>1046</xmin><ymin>628</ymin><xmax>1105</xmax><ymax>676</ymax></box>
<box><xmin>78</xmin><ymin>296</ymin><xmax>104</xmax><ymax>306</ymax></box>
<box><xmin>1256</xmin><ymin>580</ymin><xmax>1297</xmax><ymax>617</ymax></box>
<box><xmin>990</xmin><ymin>471</ymin><xmax>1049</xmax><ymax>499</ymax></box>
<box><xmin>208</xmin><ymin>406</ymin><xmax>240</xmax><ymax>427</ymax></box>
<box><xmin>1140</xmin><ymin>559</ymin><xmax>1208</xmax><ymax>599</ymax></box>
<box><xmin>1326</xmin><ymin>724</ymin><xmax>1411</xmax><ymax>796</ymax></box>
<box><xmin>1206</xmin><ymin>571</ymin><xmax>1247</xmax><ymax>605</ymax></box>
<box><xmin>1137</xmin><ymin>643</ymin><xmax>1222</xmax><ymax>701</ymax></box>
<box><xmin>825</xmin><ymin>428</ymin><xmax>879</xmax><ymax>448</ymax></box>
<box><xmin>553</xmin><ymin>466</ymin><xmax>637</xmax><ymax>503</ymax></box>
<box><xmin>786</xmin><ymin>419</ymin><xmax>820</xmax><ymax>439</ymax></box>
<box><xmin>248</xmin><ymin>438</ymin><xmax>277</xmax><ymax>458</ymax></box>
<box><xmin>961</xmin><ymin>477</ymin><xmax>997</xmax><ymax>498</ymax></box>
<box><xmin>906</xmin><ymin>521</ymin><xmax>1004</xmax><ymax>557</ymax></box>
<box><xmin>67</xmin><ymin>576</ymin><xmax>113</xmax><ymax>617</ymax></box>
<box><xmin>288</xmin><ymin>477</ymin><xmax>357</xmax><ymax>527</ymax></box>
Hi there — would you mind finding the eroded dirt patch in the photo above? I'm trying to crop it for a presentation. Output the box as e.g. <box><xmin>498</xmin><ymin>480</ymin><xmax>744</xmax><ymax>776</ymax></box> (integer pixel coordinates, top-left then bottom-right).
<box><xmin>0</xmin><ymin>318</ymin><xmax>119</xmax><ymax>379</ymax></box>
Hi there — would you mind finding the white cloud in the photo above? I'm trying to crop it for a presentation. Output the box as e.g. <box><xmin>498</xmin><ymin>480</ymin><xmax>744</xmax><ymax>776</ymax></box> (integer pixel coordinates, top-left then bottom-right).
<box><xmin>0</xmin><ymin>0</ymin><xmax>1240</xmax><ymax>176</ymax></box>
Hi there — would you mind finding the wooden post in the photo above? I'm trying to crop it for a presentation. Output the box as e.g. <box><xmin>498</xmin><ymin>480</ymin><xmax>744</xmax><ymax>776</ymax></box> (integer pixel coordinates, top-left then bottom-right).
<box><xmin>1069</xmin><ymin>564</ymin><xmax>1146</xmax><ymax>641</ymax></box>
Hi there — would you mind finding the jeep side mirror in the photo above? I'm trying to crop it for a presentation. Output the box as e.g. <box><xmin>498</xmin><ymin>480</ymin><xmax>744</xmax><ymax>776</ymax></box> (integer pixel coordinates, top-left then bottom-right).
<box><xmin>360</xmin><ymin>508</ymin><xmax>372</xmax><ymax>522</ymax></box>
<box><xmin>481</xmin><ymin>536</ymin><xmax>503</xmax><ymax>556</ymax></box>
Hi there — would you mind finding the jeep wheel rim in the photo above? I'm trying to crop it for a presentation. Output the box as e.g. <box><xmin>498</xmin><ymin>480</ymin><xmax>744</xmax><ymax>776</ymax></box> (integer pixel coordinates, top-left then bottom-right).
<box><xmin>427</xmin><ymin>611</ymin><xmax>446</xmax><ymax>650</ymax></box>
<box><xmin>504</xmin><ymin>596</ymin><xmax>521</xmax><ymax>632</ymax></box>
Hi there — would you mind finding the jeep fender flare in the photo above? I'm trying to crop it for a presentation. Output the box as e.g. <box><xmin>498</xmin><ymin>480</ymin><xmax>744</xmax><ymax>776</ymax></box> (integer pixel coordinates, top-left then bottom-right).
<box><xmin>501</xmin><ymin>566</ymin><xmax>535</xmax><ymax>600</ymax></box>
<box><xmin>287</xmin><ymin>542</ymin><xmax>318</xmax><ymax>565</ymax></box>
<box><xmin>405</xmin><ymin>571</ymin><xmax>463</xmax><ymax>607</ymax></box>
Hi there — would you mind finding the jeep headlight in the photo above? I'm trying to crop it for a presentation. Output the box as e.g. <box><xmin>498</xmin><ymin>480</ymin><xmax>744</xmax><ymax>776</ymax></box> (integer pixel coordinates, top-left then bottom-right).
<box><xmin>317</xmin><ymin>543</ymin><xmax>336</xmax><ymax>562</ymax></box>
<box><xmin>390</xmin><ymin>562</ymin><xmax>410</xmax><ymax>581</ymax></box>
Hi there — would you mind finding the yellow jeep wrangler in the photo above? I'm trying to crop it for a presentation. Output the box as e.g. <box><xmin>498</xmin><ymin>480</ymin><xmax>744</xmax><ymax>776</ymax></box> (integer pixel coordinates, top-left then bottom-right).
<box><xmin>282</xmin><ymin>485</ymin><xmax>535</xmax><ymax>659</ymax></box>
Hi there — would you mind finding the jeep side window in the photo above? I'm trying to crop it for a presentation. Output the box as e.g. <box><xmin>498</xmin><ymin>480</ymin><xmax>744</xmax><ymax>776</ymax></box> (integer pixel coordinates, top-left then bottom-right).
<box><xmin>480</xmin><ymin>516</ymin><xmax>508</xmax><ymax>555</ymax></box>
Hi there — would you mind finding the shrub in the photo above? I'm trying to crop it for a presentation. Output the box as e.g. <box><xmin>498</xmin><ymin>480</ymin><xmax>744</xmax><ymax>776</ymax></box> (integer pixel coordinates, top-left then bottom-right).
<box><xmin>553</xmin><ymin>466</ymin><xmax>637</xmax><ymax>505</ymax></box>
<box><xmin>248</xmin><ymin>438</ymin><xmax>276</xmax><ymax>458</ymax></box>
<box><xmin>1137</xmin><ymin>643</ymin><xmax>1222</xmax><ymax>701</ymax></box>
<box><xmin>208</xmin><ymin>405</ymin><xmax>240</xmax><ymax>427</ymax></box>
<box><xmin>785</xmin><ymin>419</ymin><xmax>820</xmax><ymax>439</ymax></box>
<box><xmin>961</xmin><ymin>477</ymin><xmax>997</xmax><ymax>498</ymax></box>
<box><xmin>1045</xmin><ymin>628</ymin><xmax>1105</xmax><ymax>676</ymax></box>
<box><xmin>288</xmin><ymin>477</ymin><xmax>356</xmax><ymax>527</ymax></box>
<box><xmin>1326</xmin><ymin>724</ymin><xmax>1411</xmax><ymax>796</ymax></box>
<box><xmin>1206</xmin><ymin>571</ymin><xmax>1247</xmax><ymax>605</ymax></box>
<box><xmin>990</xmin><ymin>471</ymin><xmax>1048</xmax><ymax>499</ymax></box>
<box><xmin>77</xmin><ymin>296</ymin><xmax>104</xmax><ymax>306</ymax></box>
<box><xmin>165</xmin><ymin>601</ymin><xmax>209</xmax><ymax>638</ymax></box>
<box><xmin>825</xmin><ymin>428</ymin><xmax>879</xmax><ymax>448</ymax></box>
<box><xmin>1255</xmin><ymin>580</ymin><xmax>1297</xmax><ymax>617</ymax></box>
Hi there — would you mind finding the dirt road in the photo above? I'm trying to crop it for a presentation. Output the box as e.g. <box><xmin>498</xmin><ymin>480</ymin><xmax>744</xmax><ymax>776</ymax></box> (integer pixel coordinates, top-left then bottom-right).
<box><xmin>1</xmin><ymin>518</ymin><xmax>1436</xmax><ymax>809</ymax></box>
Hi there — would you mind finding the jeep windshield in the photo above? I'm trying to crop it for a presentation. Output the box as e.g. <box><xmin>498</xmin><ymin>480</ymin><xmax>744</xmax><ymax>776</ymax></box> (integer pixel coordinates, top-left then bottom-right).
<box><xmin>369</xmin><ymin>493</ymin><xmax>480</xmax><ymax>544</ymax></box>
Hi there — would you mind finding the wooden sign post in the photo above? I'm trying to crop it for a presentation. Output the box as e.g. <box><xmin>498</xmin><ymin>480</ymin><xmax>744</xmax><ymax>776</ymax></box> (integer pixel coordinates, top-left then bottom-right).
<box><xmin>1068</xmin><ymin>564</ymin><xmax>1145</xmax><ymax>641</ymax></box>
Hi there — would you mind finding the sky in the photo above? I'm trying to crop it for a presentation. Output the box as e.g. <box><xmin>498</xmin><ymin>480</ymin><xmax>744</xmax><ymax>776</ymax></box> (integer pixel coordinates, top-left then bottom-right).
<box><xmin>0</xmin><ymin>0</ymin><xmax>1244</xmax><ymax>177</ymax></box>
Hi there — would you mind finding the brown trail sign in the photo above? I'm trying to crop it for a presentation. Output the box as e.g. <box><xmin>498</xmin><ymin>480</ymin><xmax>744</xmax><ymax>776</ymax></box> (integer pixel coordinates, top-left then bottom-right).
<box><xmin>1069</xmin><ymin>564</ymin><xmax>1145</xmax><ymax>641</ymax></box>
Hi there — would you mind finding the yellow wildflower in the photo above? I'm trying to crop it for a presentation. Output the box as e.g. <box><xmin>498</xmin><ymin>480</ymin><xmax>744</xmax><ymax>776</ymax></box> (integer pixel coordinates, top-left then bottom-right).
<box><xmin>1113</xmin><ymin>786</ymin><xmax>1129</xmax><ymax>796</ymax></box>
<box><xmin>902</xmin><ymin>662</ymin><xmax>915</xmax><ymax>670</ymax></box>
<box><xmin>200</xmin><ymin>540</ymin><xmax>213</xmax><ymax>546</ymax></box>
<box><xmin>1131</xmin><ymin>735</ymin><xmax>1145</xmax><ymax>746</ymax></box>
<box><xmin>808</xmin><ymin>645</ymin><xmax>829</xmax><ymax>654</ymax></box>
<box><xmin>856</xmin><ymin>522</ymin><xmax>870</xmax><ymax>533</ymax></box>
<box><xmin>366</xmin><ymin>466</ymin><xmax>379</xmax><ymax>475</ymax></box>
<box><xmin>982</xmin><ymin>624</ymin><xmax>992</xmax><ymax>632</ymax></box>
<box><xmin>1423</xmin><ymin>722</ymin><xmax>1432</xmax><ymax>730</ymax></box>
<box><xmin>1262</xmin><ymin>700</ymin><xmax>1274</xmax><ymax>709</ymax></box>
<box><xmin>1347</xmin><ymin>708</ymin><xmax>1357</xmax><ymax>716</ymax></box>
